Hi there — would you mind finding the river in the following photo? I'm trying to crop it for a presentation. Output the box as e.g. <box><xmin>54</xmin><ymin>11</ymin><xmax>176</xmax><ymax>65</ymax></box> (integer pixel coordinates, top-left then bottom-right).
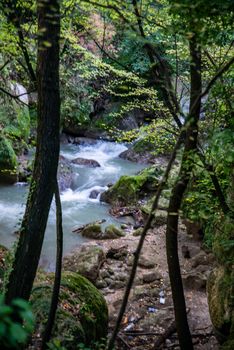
<box><xmin>0</xmin><ymin>140</ymin><xmax>144</xmax><ymax>270</ymax></box>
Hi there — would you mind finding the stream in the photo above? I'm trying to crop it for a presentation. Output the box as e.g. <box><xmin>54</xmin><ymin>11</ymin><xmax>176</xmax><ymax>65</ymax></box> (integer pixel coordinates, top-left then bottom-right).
<box><xmin>0</xmin><ymin>140</ymin><xmax>144</xmax><ymax>270</ymax></box>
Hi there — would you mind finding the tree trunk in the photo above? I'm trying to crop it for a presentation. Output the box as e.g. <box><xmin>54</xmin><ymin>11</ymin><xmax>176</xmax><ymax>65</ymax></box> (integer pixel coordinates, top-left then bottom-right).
<box><xmin>41</xmin><ymin>181</ymin><xmax>63</xmax><ymax>349</ymax></box>
<box><xmin>5</xmin><ymin>0</ymin><xmax>60</xmax><ymax>303</ymax></box>
<box><xmin>166</xmin><ymin>36</ymin><xmax>202</xmax><ymax>350</ymax></box>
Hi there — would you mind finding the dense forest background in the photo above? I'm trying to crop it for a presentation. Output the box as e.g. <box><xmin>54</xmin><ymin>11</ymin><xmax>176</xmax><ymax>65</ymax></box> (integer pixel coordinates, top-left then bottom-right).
<box><xmin>0</xmin><ymin>0</ymin><xmax>233</xmax><ymax>349</ymax></box>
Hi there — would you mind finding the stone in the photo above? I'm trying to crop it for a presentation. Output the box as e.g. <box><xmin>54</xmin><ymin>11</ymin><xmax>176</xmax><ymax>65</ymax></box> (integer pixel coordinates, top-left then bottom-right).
<box><xmin>183</xmin><ymin>271</ymin><xmax>207</xmax><ymax>290</ymax></box>
<box><xmin>143</xmin><ymin>271</ymin><xmax>162</xmax><ymax>283</ymax></box>
<box><xmin>207</xmin><ymin>266</ymin><xmax>233</xmax><ymax>344</ymax></box>
<box><xmin>31</xmin><ymin>271</ymin><xmax>108</xmax><ymax>349</ymax></box>
<box><xmin>133</xmin><ymin>228</ymin><xmax>143</xmax><ymax>236</ymax></box>
<box><xmin>63</xmin><ymin>244</ymin><xmax>105</xmax><ymax>283</ymax></box>
<box><xmin>81</xmin><ymin>223</ymin><xmax>103</xmax><ymax>239</ymax></box>
<box><xmin>191</xmin><ymin>251</ymin><xmax>214</xmax><ymax>268</ymax></box>
<box><xmin>95</xmin><ymin>278</ymin><xmax>108</xmax><ymax>289</ymax></box>
<box><xmin>57</xmin><ymin>155</ymin><xmax>75</xmax><ymax>191</ymax></box>
<box><xmin>71</xmin><ymin>157</ymin><xmax>100</xmax><ymax>168</ymax></box>
<box><xmin>89</xmin><ymin>189</ymin><xmax>100</xmax><ymax>199</ymax></box>
<box><xmin>103</xmin><ymin>225</ymin><xmax>125</xmax><ymax>239</ymax></box>
<box><xmin>100</xmin><ymin>166</ymin><xmax>162</xmax><ymax>206</ymax></box>
<box><xmin>106</xmin><ymin>246</ymin><xmax>128</xmax><ymax>260</ymax></box>
<box><xmin>138</xmin><ymin>255</ymin><xmax>156</xmax><ymax>269</ymax></box>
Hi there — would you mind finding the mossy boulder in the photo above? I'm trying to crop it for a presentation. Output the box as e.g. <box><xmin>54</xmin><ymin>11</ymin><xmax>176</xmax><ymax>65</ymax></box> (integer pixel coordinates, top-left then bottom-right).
<box><xmin>100</xmin><ymin>166</ymin><xmax>162</xmax><ymax>206</ymax></box>
<box><xmin>81</xmin><ymin>223</ymin><xmax>103</xmax><ymax>239</ymax></box>
<box><xmin>31</xmin><ymin>271</ymin><xmax>108</xmax><ymax>349</ymax></box>
<box><xmin>0</xmin><ymin>135</ymin><xmax>18</xmax><ymax>184</ymax></box>
<box><xmin>103</xmin><ymin>224</ymin><xmax>125</xmax><ymax>239</ymax></box>
<box><xmin>207</xmin><ymin>266</ymin><xmax>234</xmax><ymax>344</ymax></box>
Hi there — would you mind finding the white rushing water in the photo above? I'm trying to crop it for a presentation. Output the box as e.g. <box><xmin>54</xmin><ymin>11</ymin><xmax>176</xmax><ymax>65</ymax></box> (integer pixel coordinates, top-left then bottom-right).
<box><xmin>0</xmin><ymin>140</ymin><xmax>144</xmax><ymax>270</ymax></box>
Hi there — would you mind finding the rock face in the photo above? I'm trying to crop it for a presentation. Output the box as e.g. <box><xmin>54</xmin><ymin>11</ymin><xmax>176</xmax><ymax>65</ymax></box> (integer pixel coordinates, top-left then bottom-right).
<box><xmin>71</xmin><ymin>157</ymin><xmax>100</xmax><ymax>168</ymax></box>
<box><xmin>0</xmin><ymin>135</ymin><xmax>18</xmax><ymax>184</ymax></box>
<box><xmin>100</xmin><ymin>166</ymin><xmax>162</xmax><ymax>206</ymax></box>
<box><xmin>207</xmin><ymin>266</ymin><xmax>234</xmax><ymax>345</ymax></box>
<box><xmin>63</xmin><ymin>244</ymin><xmax>105</xmax><ymax>283</ymax></box>
<box><xmin>57</xmin><ymin>155</ymin><xmax>74</xmax><ymax>191</ymax></box>
<box><xmin>31</xmin><ymin>271</ymin><xmax>108</xmax><ymax>349</ymax></box>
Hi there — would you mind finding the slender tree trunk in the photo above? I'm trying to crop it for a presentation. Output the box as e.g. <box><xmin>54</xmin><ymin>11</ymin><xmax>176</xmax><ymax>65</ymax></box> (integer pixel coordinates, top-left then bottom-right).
<box><xmin>41</xmin><ymin>181</ymin><xmax>63</xmax><ymax>349</ymax></box>
<box><xmin>166</xmin><ymin>36</ymin><xmax>202</xmax><ymax>350</ymax></box>
<box><xmin>5</xmin><ymin>0</ymin><xmax>60</xmax><ymax>303</ymax></box>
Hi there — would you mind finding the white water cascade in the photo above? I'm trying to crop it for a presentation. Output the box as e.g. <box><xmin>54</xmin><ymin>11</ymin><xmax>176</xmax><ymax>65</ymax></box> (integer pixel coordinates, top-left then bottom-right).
<box><xmin>0</xmin><ymin>140</ymin><xmax>144</xmax><ymax>270</ymax></box>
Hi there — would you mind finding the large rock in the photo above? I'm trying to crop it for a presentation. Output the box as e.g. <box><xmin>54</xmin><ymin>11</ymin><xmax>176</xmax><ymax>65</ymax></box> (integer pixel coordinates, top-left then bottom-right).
<box><xmin>0</xmin><ymin>135</ymin><xmax>18</xmax><ymax>184</ymax></box>
<box><xmin>71</xmin><ymin>157</ymin><xmax>100</xmax><ymax>168</ymax></box>
<box><xmin>31</xmin><ymin>271</ymin><xmax>108</xmax><ymax>349</ymax></box>
<box><xmin>81</xmin><ymin>223</ymin><xmax>103</xmax><ymax>239</ymax></box>
<box><xmin>207</xmin><ymin>266</ymin><xmax>234</xmax><ymax>345</ymax></box>
<box><xmin>102</xmin><ymin>224</ymin><xmax>125</xmax><ymax>239</ymax></box>
<box><xmin>57</xmin><ymin>155</ymin><xmax>75</xmax><ymax>191</ymax></box>
<box><xmin>63</xmin><ymin>244</ymin><xmax>105</xmax><ymax>283</ymax></box>
<box><xmin>100</xmin><ymin>166</ymin><xmax>162</xmax><ymax>206</ymax></box>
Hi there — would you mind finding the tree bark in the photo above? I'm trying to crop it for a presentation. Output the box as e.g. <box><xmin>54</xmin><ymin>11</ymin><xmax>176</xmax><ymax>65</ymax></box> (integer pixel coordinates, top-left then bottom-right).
<box><xmin>41</xmin><ymin>181</ymin><xmax>63</xmax><ymax>349</ymax></box>
<box><xmin>166</xmin><ymin>36</ymin><xmax>202</xmax><ymax>350</ymax></box>
<box><xmin>5</xmin><ymin>0</ymin><xmax>60</xmax><ymax>303</ymax></box>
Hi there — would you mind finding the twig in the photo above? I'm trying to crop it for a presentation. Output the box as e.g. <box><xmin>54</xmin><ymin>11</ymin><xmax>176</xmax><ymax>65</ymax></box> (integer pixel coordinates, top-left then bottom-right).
<box><xmin>117</xmin><ymin>334</ymin><xmax>130</xmax><ymax>349</ymax></box>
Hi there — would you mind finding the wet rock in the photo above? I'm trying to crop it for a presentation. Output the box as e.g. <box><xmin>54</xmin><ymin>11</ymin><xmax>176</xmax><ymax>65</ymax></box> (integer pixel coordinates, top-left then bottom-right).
<box><xmin>143</xmin><ymin>271</ymin><xmax>162</xmax><ymax>283</ymax></box>
<box><xmin>81</xmin><ymin>223</ymin><xmax>103</xmax><ymax>239</ymax></box>
<box><xmin>71</xmin><ymin>157</ymin><xmax>100</xmax><ymax>168</ymax></box>
<box><xmin>58</xmin><ymin>155</ymin><xmax>75</xmax><ymax>191</ymax></box>
<box><xmin>89</xmin><ymin>189</ymin><xmax>100</xmax><ymax>199</ymax></box>
<box><xmin>138</xmin><ymin>255</ymin><xmax>156</xmax><ymax>269</ymax></box>
<box><xmin>63</xmin><ymin>244</ymin><xmax>105</xmax><ymax>283</ymax></box>
<box><xmin>102</xmin><ymin>225</ymin><xmax>125</xmax><ymax>239</ymax></box>
<box><xmin>100</xmin><ymin>166</ymin><xmax>162</xmax><ymax>206</ymax></box>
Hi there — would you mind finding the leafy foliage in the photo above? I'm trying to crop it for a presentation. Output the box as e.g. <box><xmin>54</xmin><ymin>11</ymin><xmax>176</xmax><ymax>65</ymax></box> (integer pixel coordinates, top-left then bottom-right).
<box><xmin>0</xmin><ymin>295</ymin><xmax>34</xmax><ymax>349</ymax></box>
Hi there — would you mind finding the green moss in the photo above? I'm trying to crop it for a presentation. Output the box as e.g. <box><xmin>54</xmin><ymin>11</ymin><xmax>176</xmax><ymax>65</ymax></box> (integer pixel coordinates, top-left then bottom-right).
<box><xmin>213</xmin><ymin>217</ymin><xmax>234</xmax><ymax>266</ymax></box>
<box><xmin>207</xmin><ymin>267</ymin><xmax>234</xmax><ymax>343</ymax></box>
<box><xmin>101</xmin><ymin>165</ymin><xmax>162</xmax><ymax>206</ymax></box>
<box><xmin>104</xmin><ymin>225</ymin><xmax>125</xmax><ymax>238</ymax></box>
<box><xmin>31</xmin><ymin>272</ymin><xmax>108</xmax><ymax>349</ymax></box>
<box><xmin>82</xmin><ymin>224</ymin><xmax>102</xmax><ymax>238</ymax></box>
<box><xmin>0</xmin><ymin>135</ymin><xmax>17</xmax><ymax>170</ymax></box>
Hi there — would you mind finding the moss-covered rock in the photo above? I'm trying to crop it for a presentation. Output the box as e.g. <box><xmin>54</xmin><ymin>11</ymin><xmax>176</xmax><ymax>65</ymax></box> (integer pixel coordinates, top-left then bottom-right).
<box><xmin>31</xmin><ymin>271</ymin><xmax>108</xmax><ymax>349</ymax></box>
<box><xmin>103</xmin><ymin>224</ymin><xmax>125</xmax><ymax>238</ymax></box>
<box><xmin>81</xmin><ymin>223</ymin><xmax>103</xmax><ymax>239</ymax></box>
<box><xmin>207</xmin><ymin>266</ymin><xmax>234</xmax><ymax>344</ymax></box>
<box><xmin>0</xmin><ymin>135</ymin><xmax>17</xmax><ymax>183</ymax></box>
<box><xmin>100</xmin><ymin>166</ymin><xmax>162</xmax><ymax>206</ymax></box>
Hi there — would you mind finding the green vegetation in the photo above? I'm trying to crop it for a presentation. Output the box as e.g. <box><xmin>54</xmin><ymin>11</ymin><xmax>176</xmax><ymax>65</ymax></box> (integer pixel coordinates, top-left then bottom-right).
<box><xmin>31</xmin><ymin>272</ymin><xmax>108</xmax><ymax>349</ymax></box>
<box><xmin>0</xmin><ymin>0</ymin><xmax>233</xmax><ymax>348</ymax></box>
